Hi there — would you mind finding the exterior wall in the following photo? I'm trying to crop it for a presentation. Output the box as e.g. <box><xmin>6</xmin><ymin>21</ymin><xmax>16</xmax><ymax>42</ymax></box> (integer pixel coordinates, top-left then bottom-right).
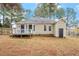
<box><xmin>32</xmin><ymin>24</ymin><xmax>53</xmax><ymax>35</ymax></box>
<box><xmin>54</xmin><ymin>20</ymin><xmax>66</xmax><ymax>37</ymax></box>
<box><xmin>12</xmin><ymin>23</ymin><xmax>54</xmax><ymax>35</ymax></box>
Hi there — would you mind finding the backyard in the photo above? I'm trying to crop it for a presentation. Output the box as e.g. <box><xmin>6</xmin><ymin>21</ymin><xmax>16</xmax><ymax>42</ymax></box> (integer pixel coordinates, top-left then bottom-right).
<box><xmin>0</xmin><ymin>35</ymin><xmax>79</xmax><ymax>56</ymax></box>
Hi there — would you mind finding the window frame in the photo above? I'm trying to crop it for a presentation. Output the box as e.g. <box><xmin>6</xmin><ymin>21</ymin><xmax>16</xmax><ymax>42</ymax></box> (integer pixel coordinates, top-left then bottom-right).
<box><xmin>44</xmin><ymin>25</ymin><xmax>46</xmax><ymax>31</ymax></box>
<box><xmin>33</xmin><ymin>25</ymin><xmax>35</xmax><ymax>31</ymax></box>
<box><xmin>49</xmin><ymin>26</ymin><xmax>51</xmax><ymax>31</ymax></box>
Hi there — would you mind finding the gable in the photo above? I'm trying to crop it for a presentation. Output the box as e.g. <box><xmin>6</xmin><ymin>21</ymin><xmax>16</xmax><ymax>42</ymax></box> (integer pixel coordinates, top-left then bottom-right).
<box><xmin>55</xmin><ymin>19</ymin><xmax>66</xmax><ymax>29</ymax></box>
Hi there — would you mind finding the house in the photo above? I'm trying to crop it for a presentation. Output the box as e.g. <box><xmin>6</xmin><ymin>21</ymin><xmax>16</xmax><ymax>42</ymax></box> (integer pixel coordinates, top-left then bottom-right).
<box><xmin>11</xmin><ymin>17</ymin><xmax>66</xmax><ymax>37</ymax></box>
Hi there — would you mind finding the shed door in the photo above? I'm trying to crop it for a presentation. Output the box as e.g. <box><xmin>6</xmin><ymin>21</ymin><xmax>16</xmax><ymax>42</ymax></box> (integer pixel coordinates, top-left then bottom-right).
<box><xmin>59</xmin><ymin>28</ymin><xmax>63</xmax><ymax>38</ymax></box>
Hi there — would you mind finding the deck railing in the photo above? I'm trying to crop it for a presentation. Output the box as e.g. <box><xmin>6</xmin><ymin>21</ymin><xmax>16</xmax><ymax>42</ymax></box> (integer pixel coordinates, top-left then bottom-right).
<box><xmin>0</xmin><ymin>28</ymin><xmax>11</xmax><ymax>35</ymax></box>
<box><xmin>12</xmin><ymin>29</ymin><xmax>32</xmax><ymax>35</ymax></box>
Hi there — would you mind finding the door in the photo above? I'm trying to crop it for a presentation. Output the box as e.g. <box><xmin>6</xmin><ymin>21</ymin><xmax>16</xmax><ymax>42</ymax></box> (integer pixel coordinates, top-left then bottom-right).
<box><xmin>59</xmin><ymin>28</ymin><xmax>63</xmax><ymax>38</ymax></box>
<box><xmin>21</xmin><ymin>24</ymin><xmax>24</xmax><ymax>33</ymax></box>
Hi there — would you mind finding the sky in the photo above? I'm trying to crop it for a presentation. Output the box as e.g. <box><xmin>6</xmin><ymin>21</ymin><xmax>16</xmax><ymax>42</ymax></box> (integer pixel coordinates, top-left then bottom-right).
<box><xmin>21</xmin><ymin>3</ymin><xmax>37</xmax><ymax>11</ymax></box>
<box><xmin>21</xmin><ymin>3</ymin><xmax>79</xmax><ymax>20</ymax></box>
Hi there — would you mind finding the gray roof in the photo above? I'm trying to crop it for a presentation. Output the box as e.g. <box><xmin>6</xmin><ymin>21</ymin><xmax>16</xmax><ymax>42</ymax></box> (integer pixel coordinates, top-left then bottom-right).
<box><xmin>17</xmin><ymin>17</ymin><xmax>55</xmax><ymax>24</ymax></box>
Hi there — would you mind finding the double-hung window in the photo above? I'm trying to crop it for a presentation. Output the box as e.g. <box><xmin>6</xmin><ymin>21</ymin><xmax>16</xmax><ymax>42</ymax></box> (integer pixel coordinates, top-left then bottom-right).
<box><xmin>44</xmin><ymin>25</ymin><xmax>46</xmax><ymax>31</ymax></box>
<box><xmin>33</xmin><ymin>25</ymin><xmax>35</xmax><ymax>31</ymax></box>
<box><xmin>49</xmin><ymin>26</ymin><xmax>51</xmax><ymax>31</ymax></box>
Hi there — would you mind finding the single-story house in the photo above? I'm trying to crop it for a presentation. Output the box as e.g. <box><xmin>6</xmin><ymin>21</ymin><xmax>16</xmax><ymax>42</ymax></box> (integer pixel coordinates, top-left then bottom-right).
<box><xmin>11</xmin><ymin>17</ymin><xmax>66</xmax><ymax>37</ymax></box>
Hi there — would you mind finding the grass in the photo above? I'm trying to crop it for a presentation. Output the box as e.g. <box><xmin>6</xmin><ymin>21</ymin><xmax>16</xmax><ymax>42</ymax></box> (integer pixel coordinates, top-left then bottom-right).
<box><xmin>0</xmin><ymin>35</ymin><xmax>79</xmax><ymax>56</ymax></box>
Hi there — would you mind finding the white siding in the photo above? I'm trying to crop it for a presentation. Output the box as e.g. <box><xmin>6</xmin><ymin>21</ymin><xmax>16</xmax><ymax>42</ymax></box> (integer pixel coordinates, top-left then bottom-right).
<box><xmin>54</xmin><ymin>20</ymin><xmax>66</xmax><ymax>37</ymax></box>
<box><xmin>12</xmin><ymin>20</ymin><xmax>66</xmax><ymax>37</ymax></box>
<box><xmin>32</xmin><ymin>24</ymin><xmax>53</xmax><ymax>35</ymax></box>
<box><xmin>12</xmin><ymin>24</ymin><xmax>54</xmax><ymax>35</ymax></box>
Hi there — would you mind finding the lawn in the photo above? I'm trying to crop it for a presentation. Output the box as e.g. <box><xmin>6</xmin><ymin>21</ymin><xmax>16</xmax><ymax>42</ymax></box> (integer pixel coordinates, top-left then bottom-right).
<box><xmin>0</xmin><ymin>35</ymin><xmax>79</xmax><ymax>56</ymax></box>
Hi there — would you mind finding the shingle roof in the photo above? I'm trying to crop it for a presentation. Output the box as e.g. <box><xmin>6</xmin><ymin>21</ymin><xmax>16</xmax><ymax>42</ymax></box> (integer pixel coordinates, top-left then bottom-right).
<box><xmin>17</xmin><ymin>17</ymin><xmax>55</xmax><ymax>24</ymax></box>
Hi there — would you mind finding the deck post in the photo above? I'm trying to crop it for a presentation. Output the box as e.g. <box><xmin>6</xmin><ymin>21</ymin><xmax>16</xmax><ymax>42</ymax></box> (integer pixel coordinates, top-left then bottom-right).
<box><xmin>30</xmin><ymin>33</ymin><xmax>31</xmax><ymax>38</ymax></box>
<box><xmin>29</xmin><ymin>29</ymin><xmax>32</xmax><ymax>38</ymax></box>
<box><xmin>21</xmin><ymin>35</ymin><xmax>22</xmax><ymax>38</ymax></box>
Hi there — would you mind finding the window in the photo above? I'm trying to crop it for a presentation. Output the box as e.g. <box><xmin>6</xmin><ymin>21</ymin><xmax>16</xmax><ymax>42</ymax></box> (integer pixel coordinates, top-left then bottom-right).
<box><xmin>33</xmin><ymin>25</ymin><xmax>35</xmax><ymax>31</ymax></box>
<box><xmin>21</xmin><ymin>24</ymin><xmax>24</xmax><ymax>29</ymax></box>
<box><xmin>29</xmin><ymin>25</ymin><xmax>32</xmax><ymax>29</ymax></box>
<box><xmin>44</xmin><ymin>25</ymin><xmax>46</xmax><ymax>31</ymax></box>
<box><xmin>49</xmin><ymin>26</ymin><xmax>51</xmax><ymax>31</ymax></box>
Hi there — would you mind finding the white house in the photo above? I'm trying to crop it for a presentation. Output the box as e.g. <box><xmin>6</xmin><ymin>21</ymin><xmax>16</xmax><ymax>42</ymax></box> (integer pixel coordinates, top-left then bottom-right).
<box><xmin>11</xmin><ymin>17</ymin><xmax>66</xmax><ymax>37</ymax></box>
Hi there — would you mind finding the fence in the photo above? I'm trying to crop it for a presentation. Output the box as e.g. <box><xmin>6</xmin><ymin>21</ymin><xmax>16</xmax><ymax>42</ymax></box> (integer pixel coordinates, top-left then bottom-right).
<box><xmin>66</xmin><ymin>29</ymin><xmax>79</xmax><ymax>37</ymax></box>
<box><xmin>0</xmin><ymin>27</ymin><xmax>11</xmax><ymax>35</ymax></box>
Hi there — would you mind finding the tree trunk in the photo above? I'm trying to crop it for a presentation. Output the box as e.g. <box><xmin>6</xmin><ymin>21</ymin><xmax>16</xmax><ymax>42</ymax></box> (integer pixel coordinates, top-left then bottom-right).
<box><xmin>2</xmin><ymin>8</ymin><xmax>5</xmax><ymax>35</ymax></box>
<box><xmin>10</xmin><ymin>14</ymin><xmax>12</xmax><ymax>35</ymax></box>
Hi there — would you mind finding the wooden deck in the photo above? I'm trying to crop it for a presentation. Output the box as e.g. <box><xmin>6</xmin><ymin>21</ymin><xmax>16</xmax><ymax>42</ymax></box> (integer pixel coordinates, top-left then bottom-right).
<box><xmin>11</xmin><ymin>29</ymin><xmax>32</xmax><ymax>35</ymax></box>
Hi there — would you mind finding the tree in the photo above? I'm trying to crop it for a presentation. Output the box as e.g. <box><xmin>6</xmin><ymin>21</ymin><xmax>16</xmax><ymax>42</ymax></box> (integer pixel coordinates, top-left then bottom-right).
<box><xmin>34</xmin><ymin>5</ymin><xmax>48</xmax><ymax>17</ymax></box>
<box><xmin>0</xmin><ymin>3</ymin><xmax>22</xmax><ymax>28</ymax></box>
<box><xmin>65</xmin><ymin>8</ymin><xmax>76</xmax><ymax>26</ymax></box>
<box><xmin>55</xmin><ymin>8</ymin><xmax>65</xmax><ymax>19</ymax></box>
<box><xmin>25</xmin><ymin>9</ymin><xmax>32</xmax><ymax>19</ymax></box>
<box><xmin>34</xmin><ymin>3</ymin><xmax>58</xmax><ymax>19</ymax></box>
<box><xmin>34</xmin><ymin>3</ymin><xmax>77</xmax><ymax>27</ymax></box>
